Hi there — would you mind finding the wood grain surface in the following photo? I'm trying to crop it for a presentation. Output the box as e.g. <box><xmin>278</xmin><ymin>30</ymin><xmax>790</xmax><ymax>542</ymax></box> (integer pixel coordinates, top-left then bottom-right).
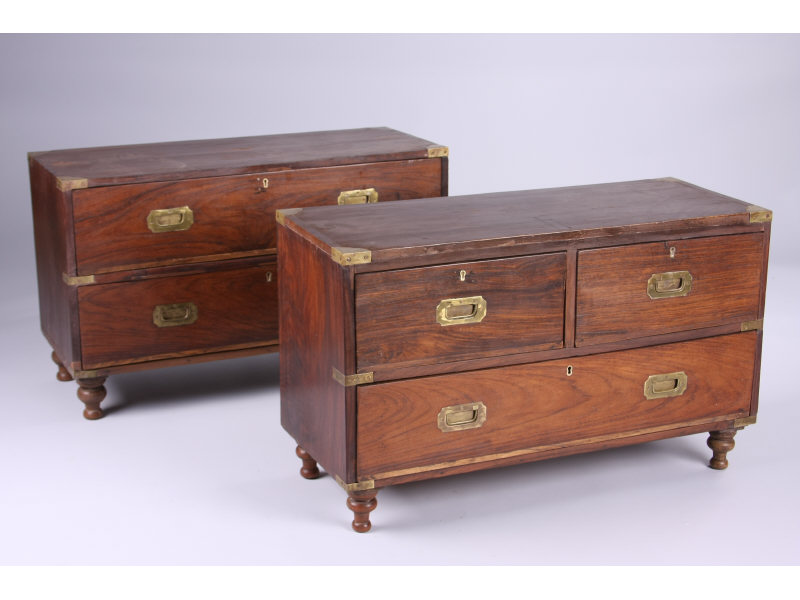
<box><xmin>31</xmin><ymin>127</ymin><xmax>443</xmax><ymax>186</ymax></box>
<box><xmin>576</xmin><ymin>233</ymin><xmax>764</xmax><ymax>345</ymax></box>
<box><xmin>355</xmin><ymin>253</ymin><xmax>566</xmax><ymax>371</ymax></box>
<box><xmin>356</xmin><ymin>333</ymin><xmax>756</xmax><ymax>479</ymax></box>
<box><xmin>78</xmin><ymin>261</ymin><xmax>277</xmax><ymax>368</ymax></box>
<box><xmin>73</xmin><ymin>158</ymin><xmax>442</xmax><ymax>275</ymax></box>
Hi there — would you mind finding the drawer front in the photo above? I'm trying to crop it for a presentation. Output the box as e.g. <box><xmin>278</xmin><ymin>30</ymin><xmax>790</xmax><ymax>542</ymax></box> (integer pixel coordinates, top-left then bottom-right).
<box><xmin>355</xmin><ymin>253</ymin><xmax>566</xmax><ymax>371</ymax></box>
<box><xmin>72</xmin><ymin>158</ymin><xmax>443</xmax><ymax>275</ymax></box>
<box><xmin>356</xmin><ymin>333</ymin><xmax>756</xmax><ymax>479</ymax></box>
<box><xmin>78</xmin><ymin>262</ymin><xmax>277</xmax><ymax>368</ymax></box>
<box><xmin>576</xmin><ymin>233</ymin><xmax>764</xmax><ymax>346</ymax></box>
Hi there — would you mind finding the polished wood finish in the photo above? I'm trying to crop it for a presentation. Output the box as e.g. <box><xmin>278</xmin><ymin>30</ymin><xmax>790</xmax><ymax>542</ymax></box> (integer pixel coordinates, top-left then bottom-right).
<box><xmin>77</xmin><ymin>376</ymin><xmax>107</xmax><ymax>420</ymax></box>
<box><xmin>708</xmin><ymin>429</ymin><xmax>737</xmax><ymax>470</ymax></box>
<box><xmin>357</xmin><ymin>333</ymin><xmax>755</xmax><ymax>479</ymax></box>
<box><xmin>73</xmin><ymin>158</ymin><xmax>441</xmax><ymax>275</ymax></box>
<box><xmin>78</xmin><ymin>261</ymin><xmax>277</xmax><ymax>368</ymax></box>
<box><xmin>278</xmin><ymin>178</ymin><xmax>770</xmax><ymax>531</ymax></box>
<box><xmin>576</xmin><ymin>233</ymin><xmax>764</xmax><ymax>346</ymax></box>
<box><xmin>52</xmin><ymin>351</ymin><xmax>73</xmax><ymax>382</ymax></box>
<box><xmin>296</xmin><ymin>446</ymin><xmax>320</xmax><ymax>480</ymax></box>
<box><xmin>347</xmin><ymin>490</ymin><xmax>379</xmax><ymax>533</ymax></box>
<box><xmin>30</xmin><ymin>128</ymin><xmax>447</xmax><ymax>418</ymax></box>
<box><xmin>355</xmin><ymin>253</ymin><xmax>566</xmax><ymax>371</ymax></box>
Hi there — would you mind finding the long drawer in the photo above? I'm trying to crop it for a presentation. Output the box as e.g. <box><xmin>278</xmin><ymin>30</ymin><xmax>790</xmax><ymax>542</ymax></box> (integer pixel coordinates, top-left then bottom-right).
<box><xmin>78</xmin><ymin>261</ymin><xmax>277</xmax><ymax>368</ymax></box>
<box><xmin>355</xmin><ymin>253</ymin><xmax>566</xmax><ymax>371</ymax></box>
<box><xmin>356</xmin><ymin>333</ymin><xmax>756</xmax><ymax>479</ymax></box>
<box><xmin>576</xmin><ymin>233</ymin><xmax>764</xmax><ymax>346</ymax></box>
<box><xmin>72</xmin><ymin>158</ymin><xmax>443</xmax><ymax>274</ymax></box>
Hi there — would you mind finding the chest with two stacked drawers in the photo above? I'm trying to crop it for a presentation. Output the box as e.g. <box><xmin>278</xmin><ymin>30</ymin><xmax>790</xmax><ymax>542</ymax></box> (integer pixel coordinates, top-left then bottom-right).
<box><xmin>29</xmin><ymin>128</ymin><xmax>448</xmax><ymax>418</ymax></box>
<box><xmin>277</xmin><ymin>178</ymin><xmax>771</xmax><ymax>532</ymax></box>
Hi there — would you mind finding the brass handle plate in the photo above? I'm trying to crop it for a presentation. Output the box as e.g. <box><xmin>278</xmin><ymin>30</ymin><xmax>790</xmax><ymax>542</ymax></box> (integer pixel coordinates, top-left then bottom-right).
<box><xmin>147</xmin><ymin>206</ymin><xmax>194</xmax><ymax>233</ymax></box>
<box><xmin>437</xmin><ymin>402</ymin><xmax>487</xmax><ymax>432</ymax></box>
<box><xmin>644</xmin><ymin>371</ymin><xmax>688</xmax><ymax>399</ymax></box>
<box><xmin>337</xmin><ymin>188</ymin><xmax>379</xmax><ymax>205</ymax></box>
<box><xmin>435</xmin><ymin>296</ymin><xmax>487</xmax><ymax>326</ymax></box>
<box><xmin>647</xmin><ymin>270</ymin><xmax>692</xmax><ymax>299</ymax></box>
<box><xmin>153</xmin><ymin>302</ymin><xmax>198</xmax><ymax>328</ymax></box>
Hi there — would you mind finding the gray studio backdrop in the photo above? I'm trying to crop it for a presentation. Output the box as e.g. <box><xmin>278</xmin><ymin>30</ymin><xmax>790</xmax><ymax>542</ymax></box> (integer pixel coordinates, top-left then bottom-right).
<box><xmin>1</xmin><ymin>34</ymin><xmax>798</xmax><ymax>315</ymax></box>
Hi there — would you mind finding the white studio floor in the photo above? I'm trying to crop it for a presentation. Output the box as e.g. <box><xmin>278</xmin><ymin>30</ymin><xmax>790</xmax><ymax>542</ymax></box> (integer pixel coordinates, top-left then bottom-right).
<box><xmin>1</xmin><ymin>263</ymin><xmax>798</xmax><ymax>566</ymax></box>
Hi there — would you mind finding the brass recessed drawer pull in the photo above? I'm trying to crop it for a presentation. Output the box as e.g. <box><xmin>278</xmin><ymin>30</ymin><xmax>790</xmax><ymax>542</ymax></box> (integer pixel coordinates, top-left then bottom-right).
<box><xmin>437</xmin><ymin>402</ymin><xmax>487</xmax><ymax>432</ymax></box>
<box><xmin>152</xmin><ymin>302</ymin><xmax>198</xmax><ymax>327</ymax></box>
<box><xmin>147</xmin><ymin>206</ymin><xmax>194</xmax><ymax>233</ymax></box>
<box><xmin>647</xmin><ymin>270</ymin><xmax>692</xmax><ymax>299</ymax></box>
<box><xmin>435</xmin><ymin>295</ymin><xmax>487</xmax><ymax>326</ymax></box>
<box><xmin>644</xmin><ymin>371</ymin><xmax>688</xmax><ymax>399</ymax></box>
<box><xmin>337</xmin><ymin>188</ymin><xmax>379</xmax><ymax>205</ymax></box>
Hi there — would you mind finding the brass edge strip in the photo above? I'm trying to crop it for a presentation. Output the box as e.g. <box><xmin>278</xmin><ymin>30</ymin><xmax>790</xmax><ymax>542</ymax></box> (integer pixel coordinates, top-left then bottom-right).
<box><xmin>734</xmin><ymin>415</ymin><xmax>757</xmax><ymax>428</ymax></box>
<box><xmin>332</xmin><ymin>367</ymin><xmax>374</xmax><ymax>387</ymax></box>
<box><xmin>334</xmin><ymin>475</ymin><xmax>375</xmax><ymax>492</ymax></box>
<box><xmin>370</xmin><ymin>414</ymin><xmax>740</xmax><ymax>481</ymax></box>
<box><xmin>276</xmin><ymin>207</ymin><xmax>303</xmax><ymax>226</ymax></box>
<box><xmin>55</xmin><ymin>177</ymin><xmax>89</xmax><ymax>192</ymax></box>
<box><xmin>73</xmin><ymin>369</ymin><xmax>99</xmax><ymax>379</ymax></box>
<box><xmin>330</xmin><ymin>247</ymin><xmax>372</xmax><ymax>266</ymax></box>
<box><xmin>746</xmin><ymin>205</ymin><xmax>772</xmax><ymax>223</ymax></box>
<box><xmin>62</xmin><ymin>272</ymin><xmax>96</xmax><ymax>286</ymax></box>
<box><xmin>741</xmin><ymin>318</ymin><xmax>764</xmax><ymax>332</ymax></box>
<box><xmin>427</xmin><ymin>146</ymin><xmax>449</xmax><ymax>158</ymax></box>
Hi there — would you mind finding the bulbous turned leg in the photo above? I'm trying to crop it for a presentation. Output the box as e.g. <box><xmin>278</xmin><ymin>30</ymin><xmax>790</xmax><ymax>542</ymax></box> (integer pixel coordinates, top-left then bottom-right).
<box><xmin>296</xmin><ymin>446</ymin><xmax>320</xmax><ymax>479</ymax></box>
<box><xmin>707</xmin><ymin>429</ymin><xmax>736</xmax><ymax>470</ymax></box>
<box><xmin>347</xmin><ymin>490</ymin><xmax>378</xmax><ymax>533</ymax></box>
<box><xmin>77</xmin><ymin>377</ymin><xmax>107</xmax><ymax>420</ymax></box>
<box><xmin>51</xmin><ymin>351</ymin><xmax>73</xmax><ymax>382</ymax></box>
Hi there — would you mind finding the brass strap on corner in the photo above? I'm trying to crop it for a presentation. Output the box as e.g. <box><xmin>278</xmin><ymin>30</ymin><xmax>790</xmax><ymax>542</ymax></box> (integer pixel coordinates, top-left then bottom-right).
<box><xmin>741</xmin><ymin>318</ymin><xmax>764</xmax><ymax>332</ymax></box>
<box><xmin>746</xmin><ymin>205</ymin><xmax>772</xmax><ymax>223</ymax></box>
<box><xmin>334</xmin><ymin>475</ymin><xmax>375</xmax><ymax>492</ymax></box>
<box><xmin>332</xmin><ymin>367</ymin><xmax>373</xmax><ymax>387</ymax></box>
<box><xmin>734</xmin><ymin>415</ymin><xmax>757</xmax><ymax>428</ymax></box>
<box><xmin>426</xmin><ymin>146</ymin><xmax>449</xmax><ymax>158</ymax></box>
<box><xmin>62</xmin><ymin>273</ymin><xmax>96</xmax><ymax>286</ymax></box>
<box><xmin>330</xmin><ymin>247</ymin><xmax>371</xmax><ymax>266</ymax></box>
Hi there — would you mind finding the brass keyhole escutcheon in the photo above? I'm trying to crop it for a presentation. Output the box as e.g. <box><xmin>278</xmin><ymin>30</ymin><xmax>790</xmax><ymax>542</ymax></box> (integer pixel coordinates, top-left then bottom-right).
<box><xmin>459</xmin><ymin>269</ymin><xmax>467</xmax><ymax>282</ymax></box>
<box><xmin>669</xmin><ymin>246</ymin><xmax>676</xmax><ymax>258</ymax></box>
<box><xmin>265</xmin><ymin>271</ymin><xmax>273</xmax><ymax>283</ymax></box>
<box><xmin>566</xmin><ymin>365</ymin><xmax>573</xmax><ymax>376</ymax></box>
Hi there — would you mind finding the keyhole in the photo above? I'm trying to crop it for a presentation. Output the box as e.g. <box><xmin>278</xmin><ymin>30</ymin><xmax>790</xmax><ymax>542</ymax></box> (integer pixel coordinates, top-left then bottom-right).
<box><xmin>265</xmin><ymin>271</ymin><xmax>273</xmax><ymax>283</ymax></box>
<box><xmin>459</xmin><ymin>269</ymin><xmax>467</xmax><ymax>282</ymax></box>
<box><xmin>669</xmin><ymin>246</ymin><xmax>676</xmax><ymax>258</ymax></box>
<box><xmin>566</xmin><ymin>365</ymin><xmax>573</xmax><ymax>376</ymax></box>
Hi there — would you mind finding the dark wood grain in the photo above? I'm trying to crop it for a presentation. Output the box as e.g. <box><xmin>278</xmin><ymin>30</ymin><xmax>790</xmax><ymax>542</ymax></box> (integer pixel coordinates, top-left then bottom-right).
<box><xmin>283</xmin><ymin>178</ymin><xmax>757</xmax><ymax>266</ymax></box>
<box><xmin>708</xmin><ymin>429</ymin><xmax>737</xmax><ymax>469</ymax></box>
<box><xmin>73</xmin><ymin>158</ymin><xmax>442</xmax><ymax>275</ymax></box>
<box><xmin>576</xmin><ymin>233</ymin><xmax>764</xmax><ymax>346</ymax></box>
<box><xmin>78</xmin><ymin>261</ymin><xmax>277</xmax><ymax>368</ymax></box>
<box><xmin>31</xmin><ymin>127</ymin><xmax>444</xmax><ymax>186</ymax></box>
<box><xmin>279</xmin><ymin>226</ymin><xmax>353</xmax><ymax>482</ymax></box>
<box><xmin>355</xmin><ymin>253</ymin><xmax>565</xmax><ymax>371</ymax></box>
<box><xmin>356</xmin><ymin>333</ymin><xmax>756</xmax><ymax>479</ymax></box>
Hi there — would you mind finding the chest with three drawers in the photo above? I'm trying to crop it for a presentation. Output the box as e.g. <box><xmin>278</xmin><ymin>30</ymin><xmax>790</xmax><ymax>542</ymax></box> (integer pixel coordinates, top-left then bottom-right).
<box><xmin>29</xmin><ymin>128</ymin><xmax>448</xmax><ymax>418</ymax></box>
<box><xmin>277</xmin><ymin>178</ymin><xmax>771</xmax><ymax>532</ymax></box>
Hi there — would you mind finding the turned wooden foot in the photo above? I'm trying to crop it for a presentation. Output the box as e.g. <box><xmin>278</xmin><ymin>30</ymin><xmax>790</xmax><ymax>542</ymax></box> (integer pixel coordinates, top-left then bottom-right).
<box><xmin>77</xmin><ymin>377</ymin><xmax>107</xmax><ymax>420</ymax></box>
<box><xmin>347</xmin><ymin>490</ymin><xmax>378</xmax><ymax>533</ymax></box>
<box><xmin>707</xmin><ymin>429</ymin><xmax>736</xmax><ymax>470</ymax></box>
<box><xmin>296</xmin><ymin>446</ymin><xmax>320</xmax><ymax>479</ymax></box>
<box><xmin>51</xmin><ymin>351</ymin><xmax>73</xmax><ymax>382</ymax></box>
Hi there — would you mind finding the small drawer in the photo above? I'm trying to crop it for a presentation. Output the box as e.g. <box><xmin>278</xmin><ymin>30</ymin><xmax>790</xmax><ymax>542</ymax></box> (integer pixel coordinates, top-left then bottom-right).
<box><xmin>356</xmin><ymin>333</ymin><xmax>756</xmax><ymax>480</ymax></box>
<box><xmin>78</xmin><ymin>262</ymin><xmax>278</xmax><ymax>368</ymax></box>
<box><xmin>355</xmin><ymin>253</ymin><xmax>566</xmax><ymax>371</ymax></box>
<box><xmin>72</xmin><ymin>158</ymin><xmax>443</xmax><ymax>275</ymax></box>
<box><xmin>575</xmin><ymin>233</ymin><xmax>764</xmax><ymax>346</ymax></box>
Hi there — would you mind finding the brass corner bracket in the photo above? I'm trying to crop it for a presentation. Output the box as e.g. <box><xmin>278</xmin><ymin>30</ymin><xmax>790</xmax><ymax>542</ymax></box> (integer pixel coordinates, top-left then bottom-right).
<box><xmin>332</xmin><ymin>367</ymin><xmax>374</xmax><ymax>387</ymax></box>
<box><xmin>334</xmin><ymin>475</ymin><xmax>375</xmax><ymax>493</ymax></box>
<box><xmin>55</xmin><ymin>177</ymin><xmax>89</xmax><ymax>192</ymax></box>
<box><xmin>733</xmin><ymin>415</ymin><xmax>757</xmax><ymax>429</ymax></box>
<box><xmin>275</xmin><ymin>207</ymin><xmax>303</xmax><ymax>226</ymax></box>
<box><xmin>330</xmin><ymin>247</ymin><xmax>371</xmax><ymax>266</ymax></box>
<box><xmin>427</xmin><ymin>146</ymin><xmax>449</xmax><ymax>158</ymax></box>
<box><xmin>62</xmin><ymin>272</ymin><xmax>96</xmax><ymax>286</ymax></box>
<box><xmin>741</xmin><ymin>318</ymin><xmax>764</xmax><ymax>332</ymax></box>
<box><xmin>746</xmin><ymin>205</ymin><xmax>772</xmax><ymax>224</ymax></box>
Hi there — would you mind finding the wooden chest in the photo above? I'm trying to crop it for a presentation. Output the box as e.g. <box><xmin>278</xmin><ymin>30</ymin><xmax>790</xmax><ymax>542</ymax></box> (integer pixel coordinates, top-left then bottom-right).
<box><xmin>276</xmin><ymin>178</ymin><xmax>771</xmax><ymax>532</ymax></box>
<box><xmin>29</xmin><ymin>128</ymin><xmax>448</xmax><ymax>419</ymax></box>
